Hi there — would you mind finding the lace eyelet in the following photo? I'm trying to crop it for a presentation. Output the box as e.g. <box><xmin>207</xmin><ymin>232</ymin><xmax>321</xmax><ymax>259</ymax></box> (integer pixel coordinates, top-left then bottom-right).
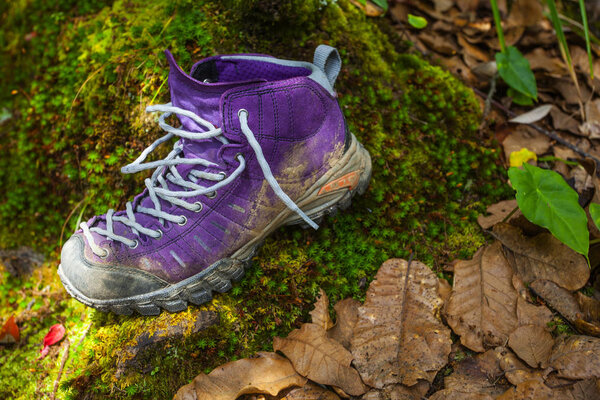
<box><xmin>218</xmin><ymin>171</ymin><xmax>227</xmax><ymax>180</ymax></box>
<box><xmin>129</xmin><ymin>240</ymin><xmax>139</xmax><ymax>249</ymax></box>
<box><xmin>155</xmin><ymin>229</ymin><xmax>163</xmax><ymax>239</ymax></box>
<box><xmin>193</xmin><ymin>202</ymin><xmax>203</xmax><ymax>212</ymax></box>
<box><xmin>99</xmin><ymin>248</ymin><xmax>110</xmax><ymax>259</ymax></box>
<box><xmin>178</xmin><ymin>216</ymin><xmax>188</xmax><ymax>226</ymax></box>
<box><xmin>237</xmin><ymin>108</ymin><xmax>248</xmax><ymax>118</ymax></box>
<box><xmin>207</xmin><ymin>191</ymin><xmax>217</xmax><ymax>199</ymax></box>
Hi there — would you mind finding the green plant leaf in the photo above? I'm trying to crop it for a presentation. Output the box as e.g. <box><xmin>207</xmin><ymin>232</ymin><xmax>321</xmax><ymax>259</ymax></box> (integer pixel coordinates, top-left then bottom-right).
<box><xmin>496</xmin><ymin>46</ymin><xmax>537</xmax><ymax>100</ymax></box>
<box><xmin>590</xmin><ymin>203</ymin><xmax>600</xmax><ymax>232</ymax></box>
<box><xmin>407</xmin><ymin>14</ymin><xmax>427</xmax><ymax>29</ymax></box>
<box><xmin>508</xmin><ymin>163</ymin><xmax>589</xmax><ymax>257</ymax></box>
<box><xmin>371</xmin><ymin>0</ymin><xmax>388</xmax><ymax>11</ymax></box>
<box><xmin>579</xmin><ymin>0</ymin><xmax>594</xmax><ymax>79</ymax></box>
<box><xmin>507</xmin><ymin>88</ymin><xmax>534</xmax><ymax>106</ymax></box>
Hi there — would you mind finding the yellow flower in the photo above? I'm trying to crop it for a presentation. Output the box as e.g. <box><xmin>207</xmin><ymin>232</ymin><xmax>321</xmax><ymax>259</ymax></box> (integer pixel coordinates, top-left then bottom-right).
<box><xmin>509</xmin><ymin>148</ymin><xmax>537</xmax><ymax>168</ymax></box>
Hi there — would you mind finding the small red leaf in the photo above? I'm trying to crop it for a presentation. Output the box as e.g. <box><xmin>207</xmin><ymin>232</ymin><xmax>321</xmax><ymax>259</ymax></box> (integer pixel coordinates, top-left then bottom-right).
<box><xmin>38</xmin><ymin>324</ymin><xmax>65</xmax><ymax>359</ymax></box>
<box><xmin>0</xmin><ymin>316</ymin><xmax>20</xmax><ymax>344</ymax></box>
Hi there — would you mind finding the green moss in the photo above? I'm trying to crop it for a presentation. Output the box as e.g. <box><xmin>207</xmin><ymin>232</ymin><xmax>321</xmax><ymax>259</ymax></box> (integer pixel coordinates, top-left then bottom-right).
<box><xmin>0</xmin><ymin>0</ymin><xmax>512</xmax><ymax>398</ymax></box>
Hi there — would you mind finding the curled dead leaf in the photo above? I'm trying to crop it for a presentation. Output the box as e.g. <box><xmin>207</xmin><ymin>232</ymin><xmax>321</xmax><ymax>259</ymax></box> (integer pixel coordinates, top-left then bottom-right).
<box><xmin>445</xmin><ymin>242</ymin><xmax>518</xmax><ymax>352</ymax></box>
<box><xmin>273</xmin><ymin>323</ymin><xmax>367</xmax><ymax>396</ymax></box>
<box><xmin>493</xmin><ymin>223</ymin><xmax>589</xmax><ymax>291</ymax></box>
<box><xmin>327</xmin><ymin>298</ymin><xmax>360</xmax><ymax>350</ymax></box>
<box><xmin>310</xmin><ymin>289</ymin><xmax>333</xmax><ymax>331</ymax></box>
<box><xmin>549</xmin><ymin>335</ymin><xmax>600</xmax><ymax>380</ymax></box>
<box><xmin>508</xmin><ymin>325</ymin><xmax>554</xmax><ymax>368</ymax></box>
<box><xmin>350</xmin><ymin>259</ymin><xmax>451</xmax><ymax>388</ymax></box>
<box><xmin>173</xmin><ymin>352</ymin><xmax>306</xmax><ymax>400</ymax></box>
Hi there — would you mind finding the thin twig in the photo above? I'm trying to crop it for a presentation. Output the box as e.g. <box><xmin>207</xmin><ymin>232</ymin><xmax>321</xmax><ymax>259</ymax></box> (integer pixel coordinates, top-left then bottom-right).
<box><xmin>472</xmin><ymin>87</ymin><xmax>600</xmax><ymax>166</ymax></box>
<box><xmin>50</xmin><ymin>338</ymin><xmax>70</xmax><ymax>400</ymax></box>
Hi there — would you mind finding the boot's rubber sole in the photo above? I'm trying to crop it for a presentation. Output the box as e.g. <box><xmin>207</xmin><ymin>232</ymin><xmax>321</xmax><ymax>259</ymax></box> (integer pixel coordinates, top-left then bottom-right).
<box><xmin>58</xmin><ymin>134</ymin><xmax>372</xmax><ymax>316</ymax></box>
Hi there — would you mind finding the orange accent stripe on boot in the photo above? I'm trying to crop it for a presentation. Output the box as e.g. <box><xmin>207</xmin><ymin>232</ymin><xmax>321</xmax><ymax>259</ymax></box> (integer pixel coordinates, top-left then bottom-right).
<box><xmin>317</xmin><ymin>170</ymin><xmax>361</xmax><ymax>196</ymax></box>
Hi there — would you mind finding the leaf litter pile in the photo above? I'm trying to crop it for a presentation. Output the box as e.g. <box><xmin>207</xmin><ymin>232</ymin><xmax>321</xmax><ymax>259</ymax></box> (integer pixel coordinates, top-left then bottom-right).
<box><xmin>175</xmin><ymin>230</ymin><xmax>600</xmax><ymax>399</ymax></box>
<box><xmin>175</xmin><ymin>1</ymin><xmax>600</xmax><ymax>399</ymax></box>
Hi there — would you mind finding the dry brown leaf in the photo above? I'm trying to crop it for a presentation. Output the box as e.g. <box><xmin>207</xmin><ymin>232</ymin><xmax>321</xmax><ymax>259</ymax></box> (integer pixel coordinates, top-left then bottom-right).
<box><xmin>571</xmin><ymin>46</ymin><xmax>600</xmax><ymax>79</ymax></box>
<box><xmin>438</xmin><ymin>277</ymin><xmax>452</xmax><ymax>306</ymax></box>
<box><xmin>428</xmin><ymin>389</ymin><xmax>494</xmax><ymax>400</ymax></box>
<box><xmin>457</xmin><ymin>34</ymin><xmax>490</xmax><ymax>62</ymax></box>
<box><xmin>526</xmin><ymin>48</ymin><xmax>565</xmax><ymax>75</ymax></box>
<box><xmin>571</xmin><ymin>379</ymin><xmax>600</xmax><ymax>399</ymax></box>
<box><xmin>444</xmin><ymin>349</ymin><xmax>509</xmax><ymax>397</ymax></box>
<box><xmin>419</xmin><ymin>31</ymin><xmax>458</xmax><ymax>55</ymax></box>
<box><xmin>508</xmin><ymin>325</ymin><xmax>554</xmax><ymax>368</ymax></box>
<box><xmin>507</xmin><ymin>0</ymin><xmax>543</xmax><ymax>28</ymax></box>
<box><xmin>273</xmin><ymin>323</ymin><xmax>367</xmax><ymax>396</ymax></box>
<box><xmin>173</xmin><ymin>352</ymin><xmax>306</xmax><ymax>400</ymax></box>
<box><xmin>445</xmin><ymin>242</ymin><xmax>518</xmax><ymax>352</ymax></box>
<box><xmin>282</xmin><ymin>382</ymin><xmax>340</xmax><ymax>400</ymax></box>
<box><xmin>555</xmin><ymin>78</ymin><xmax>590</xmax><ymax>105</ymax></box>
<box><xmin>550</xmin><ymin>107</ymin><xmax>580</xmax><ymax>135</ymax></box>
<box><xmin>502</xmin><ymin>125</ymin><xmax>552</xmax><ymax>160</ymax></box>
<box><xmin>440</xmin><ymin>56</ymin><xmax>478</xmax><ymax>84</ymax></box>
<box><xmin>351</xmin><ymin>259</ymin><xmax>451</xmax><ymax>388</ymax></box>
<box><xmin>574</xmin><ymin>319</ymin><xmax>600</xmax><ymax>337</ymax></box>
<box><xmin>530</xmin><ymin>279</ymin><xmax>581</xmax><ymax>323</ymax></box>
<box><xmin>516</xmin><ymin>296</ymin><xmax>553</xmax><ymax>329</ymax></box>
<box><xmin>496</xmin><ymin>379</ymin><xmax>564</xmax><ymax>400</ymax></box>
<box><xmin>311</xmin><ymin>289</ymin><xmax>333</xmax><ymax>331</ymax></box>
<box><xmin>581</xmin><ymin>99</ymin><xmax>600</xmax><ymax>139</ymax></box>
<box><xmin>361</xmin><ymin>382</ymin><xmax>429</xmax><ymax>400</ymax></box>
<box><xmin>493</xmin><ymin>223</ymin><xmax>590</xmax><ymax>291</ymax></box>
<box><xmin>327</xmin><ymin>298</ymin><xmax>360</xmax><ymax>350</ymax></box>
<box><xmin>549</xmin><ymin>335</ymin><xmax>600</xmax><ymax>380</ymax></box>
<box><xmin>575</xmin><ymin>293</ymin><xmax>600</xmax><ymax>322</ymax></box>
<box><xmin>477</xmin><ymin>199</ymin><xmax>518</xmax><ymax>230</ymax></box>
<box><xmin>433</xmin><ymin>0</ymin><xmax>454</xmax><ymax>13</ymax></box>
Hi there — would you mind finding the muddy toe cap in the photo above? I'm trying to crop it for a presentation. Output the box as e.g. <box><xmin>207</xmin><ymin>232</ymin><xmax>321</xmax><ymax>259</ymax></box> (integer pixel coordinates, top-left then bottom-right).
<box><xmin>59</xmin><ymin>234</ymin><xmax>169</xmax><ymax>302</ymax></box>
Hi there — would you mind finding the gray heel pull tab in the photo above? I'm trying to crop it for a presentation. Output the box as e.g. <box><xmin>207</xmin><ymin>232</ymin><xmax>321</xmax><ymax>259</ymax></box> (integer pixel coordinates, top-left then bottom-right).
<box><xmin>313</xmin><ymin>45</ymin><xmax>342</xmax><ymax>89</ymax></box>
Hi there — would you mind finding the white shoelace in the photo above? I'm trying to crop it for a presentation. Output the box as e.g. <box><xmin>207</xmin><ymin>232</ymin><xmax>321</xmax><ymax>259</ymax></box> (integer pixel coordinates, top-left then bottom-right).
<box><xmin>81</xmin><ymin>103</ymin><xmax>318</xmax><ymax>258</ymax></box>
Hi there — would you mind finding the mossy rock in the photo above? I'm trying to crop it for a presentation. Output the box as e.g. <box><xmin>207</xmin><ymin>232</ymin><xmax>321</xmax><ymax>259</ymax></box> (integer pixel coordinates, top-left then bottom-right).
<box><xmin>0</xmin><ymin>0</ymin><xmax>510</xmax><ymax>398</ymax></box>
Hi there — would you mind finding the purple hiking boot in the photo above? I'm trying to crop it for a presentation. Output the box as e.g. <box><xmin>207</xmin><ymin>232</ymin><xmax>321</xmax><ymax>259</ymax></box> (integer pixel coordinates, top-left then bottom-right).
<box><xmin>58</xmin><ymin>45</ymin><xmax>372</xmax><ymax>315</ymax></box>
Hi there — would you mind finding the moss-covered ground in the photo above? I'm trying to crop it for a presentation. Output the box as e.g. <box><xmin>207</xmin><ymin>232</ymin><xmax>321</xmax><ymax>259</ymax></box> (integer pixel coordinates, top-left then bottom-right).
<box><xmin>0</xmin><ymin>0</ymin><xmax>511</xmax><ymax>398</ymax></box>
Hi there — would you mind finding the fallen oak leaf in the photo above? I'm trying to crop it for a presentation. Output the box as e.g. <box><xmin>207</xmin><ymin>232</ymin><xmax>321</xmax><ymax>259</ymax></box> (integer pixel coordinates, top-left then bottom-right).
<box><xmin>493</xmin><ymin>223</ymin><xmax>589</xmax><ymax>291</ymax></box>
<box><xmin>310</xmin><ymin>288</ymin><xmax>333</xmax><ymax>331</ymax></box>
<box><xmin>38</xmin><ymin>323</ymin><xmax>65</xmax><ymax>360</ymax></box>
<box><xmin>173</xmin><ymin>352</ymin><xmax>307</xmax><ymax>400</ymax></box>
<box><xmin>0</xmin><ymin>315</ymin><xmax>19</xmax><ymax>344</ymax></box>
<box><xmin>508</xmin><ymin>324</ymin><xmax>554</xmax><ymax>368</ymax></box>
<box><xmin>549</xmin><ymin>335</ymin><xmax>600</xmax><ymax>380</ymax></box>
<box><xmin>351</xmin><ymin>259</ymin><xmax>451</xmax><ymax>388</ymax></box>
<box><xmin>273</xmin><ymin>323</ymin><xmax>367</xmax><ymax>396</ymax></box>
<box><xmin>445</xmin><ymin>242</ymin><xmax>518</xmax><ymax>352</ymax></box>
